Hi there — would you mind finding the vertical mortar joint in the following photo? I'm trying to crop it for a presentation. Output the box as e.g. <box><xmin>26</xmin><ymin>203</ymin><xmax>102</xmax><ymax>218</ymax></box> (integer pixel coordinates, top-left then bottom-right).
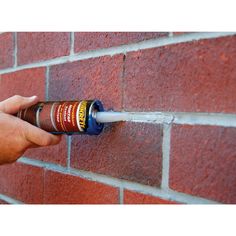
<box><xmin>70</xmin><ymin>32</ymin><xmax>75</xmax><ymax>55</ymax></box>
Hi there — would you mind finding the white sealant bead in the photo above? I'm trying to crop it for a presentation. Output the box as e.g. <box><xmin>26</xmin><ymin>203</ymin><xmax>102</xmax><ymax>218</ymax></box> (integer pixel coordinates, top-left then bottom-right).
<box><xmin>95</xmin><ymin>112</ymin><xmax>129</xmax><ymax>123</ymax></box>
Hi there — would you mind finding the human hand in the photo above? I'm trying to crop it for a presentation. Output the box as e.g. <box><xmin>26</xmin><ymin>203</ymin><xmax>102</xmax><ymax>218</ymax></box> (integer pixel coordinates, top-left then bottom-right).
<box><xmin>0</xmin><ymin>95</ymin><xmax>62</xmax><ymax>165</ymax></box>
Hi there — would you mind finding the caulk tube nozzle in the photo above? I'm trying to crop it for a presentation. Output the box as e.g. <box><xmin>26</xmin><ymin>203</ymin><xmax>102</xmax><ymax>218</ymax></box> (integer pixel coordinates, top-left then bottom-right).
<box><xmin>95</xmin><ymin>111</ymin><xmax>128</xmax><ymax>123</ymax></box>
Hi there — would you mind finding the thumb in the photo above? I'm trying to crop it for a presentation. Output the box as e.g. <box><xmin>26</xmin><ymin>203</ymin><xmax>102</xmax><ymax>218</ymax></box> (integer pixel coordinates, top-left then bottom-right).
<box><xmin>0</xmin><ymin>95</ymin><xmax>39</xmax><ymax>114</ymax></box>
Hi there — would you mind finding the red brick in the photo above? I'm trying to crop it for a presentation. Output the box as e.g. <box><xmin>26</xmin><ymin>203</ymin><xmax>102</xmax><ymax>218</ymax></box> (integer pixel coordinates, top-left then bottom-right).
<box><xmin>172</xmin><ymin>32</ymin><xmax>191</xmax><ymax>35</ymax></box>
<box><xmin>170</xmin><ymin>125</ymin><xmax>236</xmax><ymax>203</ymax></box>
<box><xmin>0</xmin><ymin>162</ymin><xmax>44</xmax><ymax>203</ymax></box>
<box><xmin>124</xmin><ymin>190</ymin><xmax>178</xmax><ymax>204</ymax></box>
<box><xmin>49</xmin><ymin>54</ymin><xmax>124</xmax><ymax>110</ymax></box>
<box><xmin>124</xmin><ymin>36</ymin><xmax>236</xmax><ymax>113</ymax></box>
<box><xmin>71</xmin><ymin>122</ymin><xmax>163</xmax><ymax>187</ymax></box>
<box><xmin>74</xmin><ymin>32</ymin><xmax>167</xmax><ymax>53</ymax></box>
<box><xmin>17</xmin><ymin>33</ymin><xmax>70</xmax><ymax>65</ymax></box>
<box><xmin>0</xmin><ymin>67</ymin><xmax>45</xmax><ymax>101</ymax></box>
<box><xmin>0</xmin><ymin>33</ymin><xmax>14</xmax><ymax>69</ymax></box>
<box><xmin>44</xmin><ymin>170</ymin><xmax>119</xmax><ymax>204</ymax></box>
<box><xmin>24</xmin><ymin>135</ymin><xmax>67</xmax><ymax>166</ymax></box>
<box><xmin>0</xmin><ymin>199</ymin><xmax>8</xmax><ymax>204</ymax></box>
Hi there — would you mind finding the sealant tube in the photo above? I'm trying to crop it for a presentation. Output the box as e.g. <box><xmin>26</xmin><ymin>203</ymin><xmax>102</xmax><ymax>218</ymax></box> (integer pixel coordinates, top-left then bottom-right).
<box><xmin>17</xmin><ymin>100</ymin><xmax>104</xmax><ymax>135</ymax></box>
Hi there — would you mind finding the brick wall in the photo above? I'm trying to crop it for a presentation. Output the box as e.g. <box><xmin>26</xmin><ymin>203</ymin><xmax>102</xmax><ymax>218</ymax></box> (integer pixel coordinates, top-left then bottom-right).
<box><xmin>0</xmin><ymin>32</ymin><xmax>236</xmax><ymax>204</ymax></box>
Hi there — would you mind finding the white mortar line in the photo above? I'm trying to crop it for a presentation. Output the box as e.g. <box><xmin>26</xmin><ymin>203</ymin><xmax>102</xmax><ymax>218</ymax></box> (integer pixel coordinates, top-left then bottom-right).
<box><xmin>13</xmin><ymin>32</ymin><xmax>17</xmax><ymax>67</ymax></box>
<box><xmin>0</xmin><ymin>55</ymin><xmax>71</xmax><ymax>75</ymax></box>
<box><xmin>121</xmin><ymin>185</ymin><xmax>219</xmax><ymax>204</ymax></box>
<box><xmin>70</xmin><ymin>32</ymin><xmax>75</xmax><ymax>55</ymax></box>
<box><xmin>123</xmin><ymin>187</ymin><xmax>219</xmax><ymax>204</ymax></box>
<box><xmin>0</xmin><ymin>32</ymin><xmax>235</xmax><ymax>75</ymax></box>
<box><xmin>161</xmin><ymin>124</ymin><xmax>171</xmax><ymax>189</ymax></box>
<box><xmin>0</xmin><ymin>193</ymin><xmax>23</xmax><ymax>204</ymax></box>
<box><xmin>111</xmin><ymin>111</ymin><xmax>236</xmax><ymax>127</ymax></box>
<box><xmin>173</xmin><ymin>112</ymin><xmax>236</xmax><ymax>127</ymax></box>
<box><xmin>119</xmin><ymin>187</ymin><xmax>124</xmax><ymax>204</ymax></box>
<box><xmin>18</xmin><ymin>157</ymin><xmax>219</xmax><ymax>204</ymax></box>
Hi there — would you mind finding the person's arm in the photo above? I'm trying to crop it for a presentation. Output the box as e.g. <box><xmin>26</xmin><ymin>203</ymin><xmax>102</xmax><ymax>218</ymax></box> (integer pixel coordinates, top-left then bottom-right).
<box><xmin>0</xmin><ymin>95</ymin><xmax>61</xmax><ymax>165</ymax></box>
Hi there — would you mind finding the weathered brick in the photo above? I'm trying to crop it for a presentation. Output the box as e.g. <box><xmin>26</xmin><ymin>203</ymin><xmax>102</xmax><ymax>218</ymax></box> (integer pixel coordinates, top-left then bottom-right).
<box><xmin>0</xmin><ymin>162</ymin><xmax>44</xmax><ymax>203</ymax></box>
<box><xmin>0</xmin><ymin>199</ymin><xmax>8</xmax><ymax>204</ymax></box>
<box><xmin>124</xmin><ymin>190</ymin><xmax>178</xmax><ymax>204</ymax></box>
<box><xmin>24</xmin><ymin>135</ymin><xmax>67</xmax><ymax>166</ymax></box>
<box><xmin>44</xmin><ymin>170</ymin><xmax>119</xmax><ymax>204</ymax></box>
<box><xmin>71</xmin><ymin>122</ymin><xmax>163</xmax><ymax>187</ymax></box>
<box><xmin>49</xmin><ymin>55</ymin><xmax>124</xmax><ymax>110</ymax></box>
<box><xmin>124</xmin><ymin>36</ymin><xmax>236</xmax><ymax>113</ymax></box>
<box><xmin>17</xmin><ymin>33</ymin><xmax>70</xmax><ymax>65</ymax></box>
<box><xmin>170</xmin><ymin>125</ymin><xmax>236</xmax><ymax>203</ymax></box>
<box><xmin>0</xmin><ymin>67</ymin><xmax>45</xmax><ymax>101</ymax></box>
<box><xmin>74</xmin><ymin>32</ymin><xmax>167</xmax><ymax>52</ymax></box>
<box><xmin>0</xmin><ymin>33</ymin><xmax>14</xmax><ymax>69</ymax></box>
<box><xmin>172</xmin><ymin>32</ymin><xmax>190</xmax><ymax>35</ymax></box>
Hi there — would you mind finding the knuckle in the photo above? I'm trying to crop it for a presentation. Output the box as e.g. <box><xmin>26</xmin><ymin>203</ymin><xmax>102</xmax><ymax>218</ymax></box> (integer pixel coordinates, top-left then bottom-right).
<box><xmin>13</xmin><ymin>95</ymin><xmax>22</xmax><ymax>101</ymax></box>
<box><xmin>41</xmin><ymin>136</ymin><xmax>52</xmax><ymax>146</ymax></box>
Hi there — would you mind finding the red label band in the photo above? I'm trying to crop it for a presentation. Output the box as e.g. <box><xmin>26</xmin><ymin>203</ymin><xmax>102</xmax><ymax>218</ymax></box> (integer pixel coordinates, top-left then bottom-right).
<box><xmin>54</xmin><ymin>101</ymin><xmax>81</xmax><ymax>132</ymax></box>
<box><xmin>17</xmin><ymin>101</ymin><xmax>89</xmax><ymax>133</ymax></box>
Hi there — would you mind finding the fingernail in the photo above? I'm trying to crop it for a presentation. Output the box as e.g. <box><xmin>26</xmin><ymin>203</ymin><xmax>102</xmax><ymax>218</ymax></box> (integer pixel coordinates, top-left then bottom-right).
<box><xmin>30</xmin><ymin>96</ymin><xmax>37</xmax><ymax>100</ymax></box>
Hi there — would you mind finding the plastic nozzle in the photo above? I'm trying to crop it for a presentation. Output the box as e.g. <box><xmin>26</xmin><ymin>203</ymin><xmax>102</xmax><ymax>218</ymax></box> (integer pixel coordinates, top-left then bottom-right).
<box><xmin>95</xmin><ymin>111</ymin><xmax>128</xmax><ymax>123</ymax></box>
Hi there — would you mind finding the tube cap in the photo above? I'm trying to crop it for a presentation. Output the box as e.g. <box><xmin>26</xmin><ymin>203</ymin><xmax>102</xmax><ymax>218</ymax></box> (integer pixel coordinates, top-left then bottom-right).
<box><xmin>86</xmin><ymin>100</ymin><xmax>104</xmax><ymax>135</ymax></box>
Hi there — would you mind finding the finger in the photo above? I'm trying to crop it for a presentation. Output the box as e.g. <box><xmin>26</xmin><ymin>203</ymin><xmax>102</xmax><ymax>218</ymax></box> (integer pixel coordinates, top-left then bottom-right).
<box><xmin>19</xmin><ymin>119</ymin><xmax>62</xmax><ymax>147</ymax></box>
<box><xmin>0</xmin><ymin>95</ymin><xmax>39</xmax><ymax>114</ymax></box>
<box><xmin>27</xmin><ymin>143</ymin><xmax>41</xmax><ymax>149</ymax></box>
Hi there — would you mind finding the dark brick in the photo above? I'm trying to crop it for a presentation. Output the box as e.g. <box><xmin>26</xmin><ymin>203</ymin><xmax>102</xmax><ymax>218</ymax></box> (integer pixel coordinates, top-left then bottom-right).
<box><xmin>124</xmin><ymin>36</ymin><xmax>236</xmax><ymax>113</ymax></box>
<box><xmin>71</xmin><ymin>122</ymin><xmax>163</xmax><ymax>187</ymax></box>
<box><xmin>172</xmin><ymin>32</ymin><xmax>191</xmax><ymax>35</ymax></box>
<box><xmin>74</xmin><ymin>32</ymin><xmax>167</xmax><ymax>52</ymax></box>
<box><xmin>49</xmin><ymin>55</ymin><xmax>124</xmax><ymax>110</ymax></box>
<box><xmin>0</xmin><ymin>33</ymin><xmax>14</xmax><ymax>69</ymax></box>
<box><xmin>170</xmin><ymin>125</ymin><xmax>236</xmax><ymax>203</ymax></box>
<box><xmin>44</xmin><ymin>170</ymin><xmax>119</xmax><ymax>204</ymax></box>
<box><xmin>24</xmin><ymin>135</ymin><xmax>67</xmax><ymax>166</ymax></box>
<box><xmin>0</xmin><ymin>162</ymin><xmax>44</xmax><ymax>203</ymax></box>
<box><xmin>0</xmin><ymin>199</ymin><xmax>8</xmax><ymax>204</ymax></box>
<box><xmin>0</xmin><ymin>67</ymin><xmax>45</xmax><ymax>101</ymax></box>
<box><xmin>17</xmin><ymin>32</ymin><xmax>70</xmax><ymax>65</ymax></box>
<box><xmin>124</xmin><ymin>190</ymin><xmax>178</xmax><ymax>204</ymax></box>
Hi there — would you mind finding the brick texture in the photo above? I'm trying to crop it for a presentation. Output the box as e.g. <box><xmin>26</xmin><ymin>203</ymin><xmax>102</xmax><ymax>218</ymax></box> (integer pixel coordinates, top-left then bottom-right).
<box><xmin>124</xmin><ymin>36</ymin><xmax>236</xmax><ymax>113</ymax></box>
<box><xmin>1</xmin><ymin>32</ymin><xmax>236</xmax><ymax>205</ymax></box>
<box><xmin>0</xmin><ymin>162</ymin><xmax>44</xmax><ymax>203</ymax></box>
<box><xmin>74</xmin><ymin>32</ymin><xmax>168</xmax><ymax>53</ymax></box>
<box><xmin>170</xmin><ymin>125</ymin><xmax>236</xmax><ymax>203</ymax></box>
<box><xmin>0</xmin><ymin>199</ymin><xmax>8</xmax><ymax>204</ymax></box>
<box><xmin>44</xmin><ymin>170</ymin><xmax>119</xmax><ymax>204</ymax></box>
<box><xmin>172</xmin><ymin>32</ymin><xmax>190</xmax><ymax>35</ymax></box>
<box><xmin>124</xmin><ymin>190</ymin><xmax>178</xmax><ymax>204</ymax></box>
<box><xmin>17</xmin><ymin>32</ymin><xmax>70</xmax><ymax>65</ymax></box>
<box><xmin>71</xmin><ymin>122</ymin><xmax>163</xmax><ymax>187</ymax></box>
<box><xmin>24</xmin><ymin>135</ymin><xmax>67</xmax><ymax>166</ymax></box>
<box><xmin>0</xmin><ymin>67</ymin><xmax>45</xmax><ymax>101</ymax></box>
<box><xmin>49</xmin><ymin>55</ymin><xmax>124</xmax><ymax>110</ymax></box>
<box><xmin>0</xmin><ymin>33</ymin><xmax>14</xmax><ymax>69</ymax></box>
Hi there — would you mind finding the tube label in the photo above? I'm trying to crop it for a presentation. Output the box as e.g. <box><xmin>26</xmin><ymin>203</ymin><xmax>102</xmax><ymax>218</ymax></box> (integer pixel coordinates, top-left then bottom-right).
<box><xmin>17</xmin><ymin>101</ymin><xmax>89</xmax><ymax>133</ymax></box>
